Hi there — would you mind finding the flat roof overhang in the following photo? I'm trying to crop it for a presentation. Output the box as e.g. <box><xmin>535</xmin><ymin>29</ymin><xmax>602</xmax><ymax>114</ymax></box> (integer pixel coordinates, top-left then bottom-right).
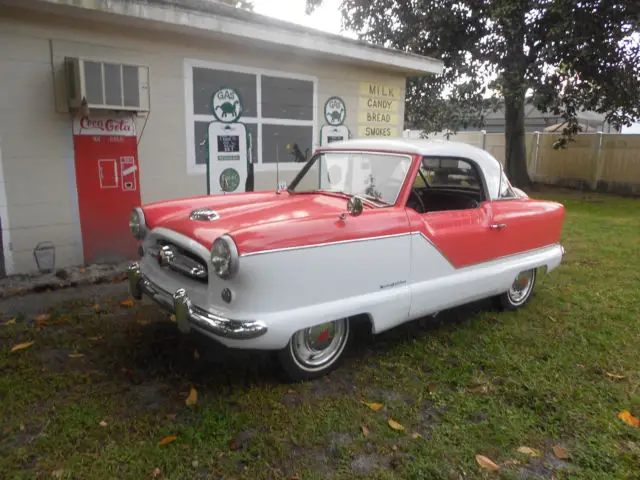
<box><xmin>0</xmin><ymin>0</ymin><xmax>444</xmax><ymax>76</ymax></box>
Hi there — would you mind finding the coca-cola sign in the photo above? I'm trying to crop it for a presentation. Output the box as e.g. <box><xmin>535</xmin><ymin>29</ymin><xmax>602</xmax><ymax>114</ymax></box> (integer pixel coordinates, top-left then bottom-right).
<box><xmin>73</xmin><ymin>115</ymin><xmax>136</xmax><ymax>136</ymax></box>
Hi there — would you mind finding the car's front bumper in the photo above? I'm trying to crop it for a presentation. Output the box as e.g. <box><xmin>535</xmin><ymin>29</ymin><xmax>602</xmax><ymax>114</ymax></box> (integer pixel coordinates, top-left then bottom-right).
<box><xmin>127</xmin><ymin>262</ymin><xmax>268</xmax><ymax>340</ymax></box>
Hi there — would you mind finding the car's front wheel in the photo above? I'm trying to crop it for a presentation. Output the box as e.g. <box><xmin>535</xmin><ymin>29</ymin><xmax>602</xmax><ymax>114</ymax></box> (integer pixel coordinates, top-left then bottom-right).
<box><xmin>495</xmin><ymin>268</ymin><xmax>537</xmax><ymax>310</ymax></box>
<box><xmin>278</xmin><ymin>318</ymin><xmax>351</xmax><ymax>381</ymax></box>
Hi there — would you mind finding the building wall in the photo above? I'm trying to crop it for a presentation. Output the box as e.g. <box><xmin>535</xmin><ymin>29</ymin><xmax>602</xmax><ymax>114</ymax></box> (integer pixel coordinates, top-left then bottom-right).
<box><xmin>0</xmin><ymin>6</ymin><xmax>407</xmax><ymax>274</ymax></box>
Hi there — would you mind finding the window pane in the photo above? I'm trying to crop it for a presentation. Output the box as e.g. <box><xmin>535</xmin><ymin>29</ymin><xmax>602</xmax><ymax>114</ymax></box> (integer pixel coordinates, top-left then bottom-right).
<box><xmin>262</xmin><ymin>124</ymin><xmax>313</xmax><ymax>164</ymax></box>
<box><xmin>420</xmin><ymin>156</ymin><xmax>482</xmax><ymax>189</ymax></box>
<box><xmin>192</xmin><ymin>68</ymin><xmax>257</xmax><ymax>116</ymax></box>
<box><xmin>122</xmin><ymin>65</ymin><xmax>140</xmax><ymax>107</ymax></box>
<box><xmin>261</xmin><ymin>76</ymin><xmax>314</xmax><ymax>120</ymax></box>
<box><xmin>194</xmin><ymin>121</ymin><xmax>209</xmax><ymax>165</ymax></box>
<box><xmin>104</xmin><ymin>63</ymin><xmax>122</xmax><ymax>106</ymax></box>
<box><xmin>83</xmin><ymin>61</ymin><xmax>103</xmax><ymax>104</ymax></box>
<box><xmin>194</xmin><ymin>121</ymin><xmax>257</xmax><ymax>166</ymax></box>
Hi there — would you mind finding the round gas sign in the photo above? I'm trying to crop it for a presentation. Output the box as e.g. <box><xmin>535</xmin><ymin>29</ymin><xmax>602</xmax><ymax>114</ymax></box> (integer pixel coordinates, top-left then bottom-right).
<box><xmin>212</xmin><ymin>87</ymin><xmax>242</xmax><ymax>123</ymax></box>
<box><xmin>219</xmin><ymin>168</ymin><xmax>241</xmax><ymax>192</ymax></box>
<box><xmin>324</xmin><ymin>96</ymin><xmax>346</xmax><ymax>126</ymax></box>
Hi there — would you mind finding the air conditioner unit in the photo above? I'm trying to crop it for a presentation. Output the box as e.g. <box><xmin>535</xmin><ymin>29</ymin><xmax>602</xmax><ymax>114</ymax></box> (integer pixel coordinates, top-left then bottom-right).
<box><xmin>65</xmin><ymin>57</ymin><xmax>150</xmax><ymax>112</ymax></box>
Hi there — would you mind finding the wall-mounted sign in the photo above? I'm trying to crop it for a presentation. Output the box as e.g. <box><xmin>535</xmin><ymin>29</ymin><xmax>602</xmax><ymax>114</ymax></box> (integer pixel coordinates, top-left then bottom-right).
<box><xmin>321</xmin><ymin>125</ymin><xmax>350</xmax><ymax>145</ymax></box>
<box><xmin>207</xmin><ymin>122</ymin><xmax>248</xmax><ymax>194</ymax></box>
<box><xmin>211</xmin><ymin>87</ymin><xmax>242</xmax><ymax>123</ymax></box>
<box><xmin>72</xmin><ymin>115</ymin><xmax>136</xmax><ymax>136</ymax></box>
<box><xmin>357</xmin><ymin>82</ymin><xmax>402</xmax><ymax>138</ymax></box>
<box><xmin>324</xmin><ymin>96</ymin><xmax>346</xmax><ymax>126</ymax></box>
<box><xmin>357</xmin><ymin>126</ymin><xmax>398</xmax><ymax>138</ymax></box>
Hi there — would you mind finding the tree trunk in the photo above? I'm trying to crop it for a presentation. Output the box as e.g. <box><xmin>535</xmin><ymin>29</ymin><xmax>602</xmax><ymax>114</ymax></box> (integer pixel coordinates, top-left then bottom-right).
<box><xmin>504</xmin><ymin>91</ymin><xmax>531</xmax><ymax>188</ymax></box>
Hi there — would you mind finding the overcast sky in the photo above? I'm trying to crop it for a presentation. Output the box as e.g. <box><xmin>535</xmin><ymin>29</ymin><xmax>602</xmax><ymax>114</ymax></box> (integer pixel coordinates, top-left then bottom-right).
<box><xmin>252</xmin><ymin>0</ymin><xmax>353</xmax><ymax>37</ymax></box>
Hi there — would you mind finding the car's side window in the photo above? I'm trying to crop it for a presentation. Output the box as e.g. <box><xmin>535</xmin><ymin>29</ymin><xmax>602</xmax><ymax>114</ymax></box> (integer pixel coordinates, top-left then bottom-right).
<box><xmin>407</xmin><ymin>156</ymin><xmax>485</xmax><ymax>214</ymax></box>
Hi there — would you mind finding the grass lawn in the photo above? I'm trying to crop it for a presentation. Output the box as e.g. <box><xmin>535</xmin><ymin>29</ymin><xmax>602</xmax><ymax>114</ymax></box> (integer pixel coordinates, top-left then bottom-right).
<box><xmin>1</xmin><ymin>188</ymin><xmax>639</xmax><ymax>479</ymax></box>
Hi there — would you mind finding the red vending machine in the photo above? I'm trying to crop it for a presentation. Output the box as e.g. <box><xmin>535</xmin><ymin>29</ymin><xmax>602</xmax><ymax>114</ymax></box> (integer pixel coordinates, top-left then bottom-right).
<box><xmin>72</xmin><ymin>114</ymin><xmax>141</xmax><ymax>264</ymax></box>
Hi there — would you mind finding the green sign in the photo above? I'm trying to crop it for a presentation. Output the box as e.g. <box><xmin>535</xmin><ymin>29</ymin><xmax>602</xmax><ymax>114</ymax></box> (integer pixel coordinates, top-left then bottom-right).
<box><xmin>219</xmin><ymin>168</ymin><xmax>241</xmax><ymax>192</ymax></box>
<box><xmin>324</xmin><ymin>96</ymin><xmax>347</xmax><ymax>126</ymax></box>
<box><xmin>211</xmin><ymin>87</ymin><xmax>242</xmax><ymax>123</ymax></box>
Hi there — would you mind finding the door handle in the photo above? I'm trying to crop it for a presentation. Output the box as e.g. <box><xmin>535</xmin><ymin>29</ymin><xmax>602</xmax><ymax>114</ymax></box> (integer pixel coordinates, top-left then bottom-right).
<box><xmin>489</xmin><ymin>223</ymin><xmax>506</xmax><ymax>230</ymax></box>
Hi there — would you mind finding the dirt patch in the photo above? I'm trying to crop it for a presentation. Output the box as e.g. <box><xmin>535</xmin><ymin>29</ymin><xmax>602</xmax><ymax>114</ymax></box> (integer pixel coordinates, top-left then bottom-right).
<box><xmin>350</xmin><ymin>453</ymin><xmax>390</xmax><ymax>474</ymax></box>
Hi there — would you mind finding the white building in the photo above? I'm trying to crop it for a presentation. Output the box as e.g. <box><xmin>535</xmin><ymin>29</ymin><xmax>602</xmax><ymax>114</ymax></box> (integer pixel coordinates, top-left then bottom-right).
<box><xmin>0</xmin><ymin>0</ymin><xmax>442</xmax><ymax>276</ymax></box>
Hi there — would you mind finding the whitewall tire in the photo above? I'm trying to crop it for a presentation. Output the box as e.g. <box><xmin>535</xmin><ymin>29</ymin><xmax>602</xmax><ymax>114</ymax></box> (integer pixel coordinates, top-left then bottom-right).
<box><xmin>278</xmin><ymin>318</ymin><xmax>351</xmax><ymax>381</ymax></box>
<box><xmin>495</xmin><ymin>268</ymin><xmax>537</xmax><ymax>310</ymax></box>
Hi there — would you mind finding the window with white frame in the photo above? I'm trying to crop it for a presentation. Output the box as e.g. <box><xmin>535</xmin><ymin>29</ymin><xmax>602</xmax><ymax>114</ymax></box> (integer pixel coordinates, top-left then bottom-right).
<box><xmin>185</xmin><ymin>60</ymin><xmax>317</xmax><ymax>174</ymax></box>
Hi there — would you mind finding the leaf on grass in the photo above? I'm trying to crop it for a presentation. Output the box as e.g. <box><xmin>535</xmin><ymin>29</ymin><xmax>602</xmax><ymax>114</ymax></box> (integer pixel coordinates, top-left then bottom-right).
<box><xmin>553</xmin><ymin>445</ymin><xmax>570</xmax><ymax>460</ymax></box>
<box><xmin>1</xmin><ymin>318</ymin><xmax>16</xmax><ymax>326</ymax></box>
<box><xmin>159</xmin><ymin>435</ymin><xmax>177</xmax><ymax>445</ymax></box>
<box><xmin>120</xmin><ymin>300</ymin><xmax>134</xmax><ymax>308</ymax></box>
<box><xmin>387</xmin><ymin>419</ymin><xmax>406</xmax><ymax>431</ymax></box>
<box><xmin>517</xmin><ymin>446</ymin><xmax>541</xmax><ymax>457</ymax></box>
<box><xmin>428</xmin><ymin>383</ymin><xmax>438</xmax><ymax>393</ymax></box>
<box><xmin>99</xmin><ymin>420</ymin><xmax>107</xmax><ymax>427</ymax></box>
<box><xmin>166</xmin><ymin>413</ymin><xmax>177</xmax><ymax>420</ymax></box>
<box><xmin>152</xmin><ymin>467</ymin><xmax>162</xmax><ymax>478</ymax></box>
<box><xmin>604</xmin><ymin>371</ymin><xmax>625</xmax><ymax>380</ymax></box>
<box><xmin>361</xmin><ymin>401</ymin><xmax>383</xmax><ymax>412</ymax></box>
<box><xmin>361</xmin><ymin>425</ymin><xmax>370</xmax><ymax>437</ymax></box>
<box><xmin>169</xmin><ymin>314</ymin><xmax>177</xmax><ymax>323</ymax></box>
<box><xmin>411</xmin><ymin>432</ymin><xmax>422</xmax><ymax>439</ymax></box>
<box><xmin>503</xmin><ymin>459</ymin><xmax>521</xmax><ymax>467</ymax></box>
<box><xmin>34</xmin><ymin>314</ymin><xmax>51</xmax><ymax>323</ymax></box>
<box><xmin>92</xmin><ymin>304</ymin><xmax>101</xmax><ymax>313</ymax></box>
<box><xmin>185</xmin><ymin>387</ymin><xmax>198</xmax><ymax>407</ymax></box>
<box><xmin>52</xmin><ymin>469</ymin><xmax>65</xmax><ymax>479</ymax></box>
<box><xmin>136</xmin><ymin>319</ymin><xmax>151</xmax><ymax>326</ymax></box>
<box><xmin>68</xmin><ymin>353</ymin><xmax>85</xmax><ymax>359</ymax></box>
<box><xmin>476</xmin><ymin>454</ymin><xmax>500</xmax><ymax>471</ymax></box>
<box><xmin>10</xmin><ymin>341</ymin><xmax>35</xmax><ymax>352</ymax></box>
<box><xmin>89</xmin><ymin>336</ymin><xmax>102</xmax><ymax>341</ymax></box>
<box><xmin>618</xmin><ymin>411</ymin><xmax>640</xmax><ymax>428</ymax></box>
<box><xmin>228</xmin><ymin>439</ymin><xmax>239</xmax><ymax>451</ymax></box>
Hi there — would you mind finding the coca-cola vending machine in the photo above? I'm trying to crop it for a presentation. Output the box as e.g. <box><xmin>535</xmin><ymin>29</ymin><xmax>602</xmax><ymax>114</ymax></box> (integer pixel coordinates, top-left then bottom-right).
<box><xmin>72</xmin><ymin>114</ymin><xmax>141</xmax><ymax>264</ymax></box>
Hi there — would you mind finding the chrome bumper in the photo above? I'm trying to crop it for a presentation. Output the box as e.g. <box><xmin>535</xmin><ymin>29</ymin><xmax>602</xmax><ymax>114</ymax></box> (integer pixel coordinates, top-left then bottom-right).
<box><xmin>127</xmin><ymin>262</ymin><xmax>267</xmax><ymax>340</ymax></box>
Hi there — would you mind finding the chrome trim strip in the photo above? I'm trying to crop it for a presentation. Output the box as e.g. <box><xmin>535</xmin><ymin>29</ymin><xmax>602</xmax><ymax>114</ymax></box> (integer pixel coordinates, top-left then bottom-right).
<box><xmin>127</xmin><ymin>263</ymin><xmax>267</xmax><ymax>340</ymax></box>
<box><xmin>190</xmin><ymin>208</ymin><xmax>220</xmax><ymax>221</ymax></box>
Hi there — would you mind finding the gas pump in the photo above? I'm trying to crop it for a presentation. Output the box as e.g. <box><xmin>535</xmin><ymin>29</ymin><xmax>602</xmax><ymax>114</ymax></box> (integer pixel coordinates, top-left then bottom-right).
<box><xmin>206</xmin><ymin>87</ymin><xmax>250</xmax><ymax>195</ymax></box>
<box><xmin>207</xmin><ymin>122</ymin><xmax>248</xmax><ymax>194</ymax></box>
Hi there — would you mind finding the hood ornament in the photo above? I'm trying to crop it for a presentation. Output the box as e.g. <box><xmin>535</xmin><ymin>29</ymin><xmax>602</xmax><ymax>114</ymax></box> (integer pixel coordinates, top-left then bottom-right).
<box><xmin>190</xmin><ymin>208</ymin><xmax>220</xmax><ymax>221</ymax></box>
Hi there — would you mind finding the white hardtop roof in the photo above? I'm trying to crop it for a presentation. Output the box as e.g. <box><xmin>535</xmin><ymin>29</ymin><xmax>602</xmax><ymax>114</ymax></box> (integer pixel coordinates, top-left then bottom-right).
<box><xmin>8</xmin><ymin>0</ymin><xmax>443</xmax><ymax>76</ymax></box>
<box><xmin>319</xmin><ymin>138</ymin><xmax>506</xmax><ymax>200</ymax></box>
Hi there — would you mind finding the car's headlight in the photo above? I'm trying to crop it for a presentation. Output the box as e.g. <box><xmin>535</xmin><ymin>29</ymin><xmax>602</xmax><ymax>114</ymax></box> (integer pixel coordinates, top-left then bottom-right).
<box><xmin>210</xmin><ymin>235</ymin><xmax>239</xmax><ymax>279</ymax></box>
<box><xmin>129</xmin><ymin>207</ymin><xmax>147</xmax><ymax>240</ymax></box>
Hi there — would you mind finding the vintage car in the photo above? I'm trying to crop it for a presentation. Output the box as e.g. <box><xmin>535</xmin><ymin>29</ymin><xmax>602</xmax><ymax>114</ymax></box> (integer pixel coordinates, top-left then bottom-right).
<box><xmin>127</xmin><ymin>138</ymin><xmax>565</xmax><ymax>381</ymax></box>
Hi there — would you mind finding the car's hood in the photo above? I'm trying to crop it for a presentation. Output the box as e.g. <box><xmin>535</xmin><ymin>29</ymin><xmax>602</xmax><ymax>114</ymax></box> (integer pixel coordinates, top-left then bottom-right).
<box><xmin>142</xmin><ymin>191</ymin><xmax>401</xmax><ymax>254</ymax></box>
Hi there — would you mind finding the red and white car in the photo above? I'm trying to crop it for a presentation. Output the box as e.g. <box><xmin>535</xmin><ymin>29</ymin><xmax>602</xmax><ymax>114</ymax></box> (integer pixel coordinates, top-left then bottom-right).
<box><xmin>127</xmin><ymin>138</ymin><xmax>566</xmax><ymax>381</ymax></box>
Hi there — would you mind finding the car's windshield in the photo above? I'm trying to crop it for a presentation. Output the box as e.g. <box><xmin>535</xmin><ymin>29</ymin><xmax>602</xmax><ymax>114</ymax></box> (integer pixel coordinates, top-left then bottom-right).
<box><xmin>289</xmin><ymin>151</ymin><xmax>413</xmax><ymax>206</ymax></box>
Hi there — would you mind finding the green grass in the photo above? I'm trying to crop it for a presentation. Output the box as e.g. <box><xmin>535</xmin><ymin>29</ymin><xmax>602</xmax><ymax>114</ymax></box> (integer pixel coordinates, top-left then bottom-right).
<box><xmin>1</xmin><ymin>187</ymin><xmax>640</xmax><ymax>479</ymax></box>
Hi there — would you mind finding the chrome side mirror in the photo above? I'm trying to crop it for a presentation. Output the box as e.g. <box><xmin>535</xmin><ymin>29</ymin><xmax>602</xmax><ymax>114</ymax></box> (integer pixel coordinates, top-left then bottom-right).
<box><xmin>347</xmin><ymin>196</ymin><xmax>363</xmax><ymax>217</ymax></box>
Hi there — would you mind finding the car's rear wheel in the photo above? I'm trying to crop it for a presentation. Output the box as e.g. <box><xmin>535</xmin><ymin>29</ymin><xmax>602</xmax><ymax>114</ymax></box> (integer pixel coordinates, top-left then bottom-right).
<box><xmin>495</xmin><ymin>268</ymin><xmax>537</xmax><ymax>310</ymax></box>
<box><xmin>278</xmin><ymin>318</ymin><xmax>351</xmax><ymax>381</ymax></box>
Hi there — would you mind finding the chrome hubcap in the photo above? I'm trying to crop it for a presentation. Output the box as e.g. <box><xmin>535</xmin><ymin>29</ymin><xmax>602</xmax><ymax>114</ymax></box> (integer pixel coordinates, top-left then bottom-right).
<box><xmin>290</xmin><ymin>319</ymin><xmax>348</xmax><ymax>371</ymax></box>
<box><xmin>508</xmin><ymin>269</ymin><xmax>535</xmax><ymax>304</ymax></box>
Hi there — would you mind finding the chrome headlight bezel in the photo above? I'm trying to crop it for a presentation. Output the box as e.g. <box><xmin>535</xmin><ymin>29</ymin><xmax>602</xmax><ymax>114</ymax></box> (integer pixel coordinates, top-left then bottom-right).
<box><xmin>129</xmin><ymin>207</ymin><xmax>147</xmax><ymax>240</ymax></box>
<box><xmin>210</xmin><ymin>235</ymin><xmax>239</xmax><ymax>279</ymax></box>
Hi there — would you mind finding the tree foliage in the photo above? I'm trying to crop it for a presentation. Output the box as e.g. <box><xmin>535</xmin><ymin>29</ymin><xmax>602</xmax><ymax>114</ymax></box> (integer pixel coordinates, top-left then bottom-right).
<box><xmin>307</xmin><ymin>0</ymin><xmax>640</xmax><ymax>187</ymax></box>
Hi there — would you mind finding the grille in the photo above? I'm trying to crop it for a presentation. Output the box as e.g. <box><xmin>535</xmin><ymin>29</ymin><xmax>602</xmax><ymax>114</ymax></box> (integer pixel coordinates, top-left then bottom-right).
<box><xmin>151</xmin><ymin>239</ymin><xmax>209</xmax><ymax>284</ymax></box>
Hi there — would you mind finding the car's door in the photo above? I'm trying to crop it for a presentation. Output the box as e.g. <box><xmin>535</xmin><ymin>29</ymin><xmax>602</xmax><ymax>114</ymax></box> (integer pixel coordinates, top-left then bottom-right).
<box><xmin>405</xmin><ymin>156</ymin><xmax>504</xmax><ymax>318</ymax></box>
